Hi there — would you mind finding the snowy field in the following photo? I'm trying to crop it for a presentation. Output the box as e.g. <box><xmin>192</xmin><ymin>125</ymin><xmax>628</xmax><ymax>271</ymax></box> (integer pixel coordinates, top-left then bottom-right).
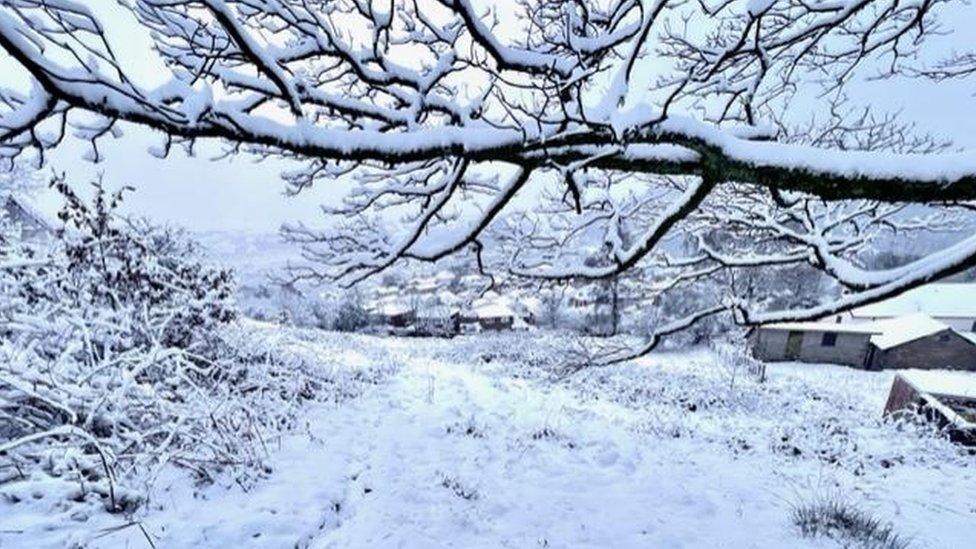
<box><xmin>2</xmin><ymin>329</ymin><xmax>974</xmax><ymax>548</ymax></box>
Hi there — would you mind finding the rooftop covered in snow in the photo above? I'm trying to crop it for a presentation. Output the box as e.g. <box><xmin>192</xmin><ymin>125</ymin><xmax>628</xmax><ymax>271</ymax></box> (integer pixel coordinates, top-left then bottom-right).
<box><xmin>869</xmin><ymin>314</ymin><xmax>953</xmax><ymax>350</ymax></box>
<box><xmin>850</xmin><ymin>283</ymin><xmax>976</xmax><ymax>319</ymax></box>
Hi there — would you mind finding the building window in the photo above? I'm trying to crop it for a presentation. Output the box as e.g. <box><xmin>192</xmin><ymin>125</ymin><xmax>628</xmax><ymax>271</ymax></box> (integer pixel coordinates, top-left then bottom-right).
<box><xmin>938</xmin><ymin>334</ymin><xmax>951</xmax><ymax>342</ymax></box>
<box><xmin>821</xmin><ymin>332</ymin><xmax>838</xmax><ymax>347</ymax></box>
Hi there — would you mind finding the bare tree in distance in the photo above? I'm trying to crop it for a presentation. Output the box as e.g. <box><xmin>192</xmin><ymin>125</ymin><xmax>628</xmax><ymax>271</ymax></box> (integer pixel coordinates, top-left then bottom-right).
<box><xmin>2</xmin><ymin>0</ymin><xmax>976</xmax><ymax>358</ymax></box>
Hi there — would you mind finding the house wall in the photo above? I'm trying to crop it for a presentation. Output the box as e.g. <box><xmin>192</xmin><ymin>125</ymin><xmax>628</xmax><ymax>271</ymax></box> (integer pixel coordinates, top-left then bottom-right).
<box><xmin>751</xmin><ymin>329</ymin><xmax>790</xmax><ymax>361</ymax></box>
<box><xmin>752</xmin><ymin>329</ymin><xmax>872</xmax><ymax>367</ymax></box>
<box><xmin>873</xmin><ymin>331</ymin><xmax>976</xmax><ymax>371</ymax></box>
<box><xmin>479</xmin><ymin>317</ymin><xmax>513</xmax><ymax>331</ymax></box>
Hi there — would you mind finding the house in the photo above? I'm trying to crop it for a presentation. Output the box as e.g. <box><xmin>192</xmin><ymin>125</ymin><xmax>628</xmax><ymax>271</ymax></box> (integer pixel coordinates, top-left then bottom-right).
<box><xmin>567</xmin><ymin>285</ymin><xmax>600</xmax><ymax>308</ymax></box>
<box><xmin>372</xmin><ymin>285</ymin><xmax>399</xmax><ymax>299</ymax></box>
<box><xmin>367</xmin><ymin>300</ymin><xmax>415</xmax><ymax>328</ymax></box>
<box><xmin>412</xmin><ymin>276</ymin><xmax>440</xmax><ymax>294</ymax></box>
<box><xmin>433</xmin><ymin>270</ymin><xmax>455</xmax><ymax>285</ymax></box>
<box><xmin>472</xmin><ymin>302</ymin><xmax>515</xmax><ymax>331</ymax></box>
<box><xmin>838</xmin><ymin>283</ymin><xmax>976</xmax><ymax>332</ymax></box>
<box><xmin>752</xmin><ymin>313</ymin><xmax>976</xmax><ymax>370</ymax></box>
<box><xmin>752</xmin><ymin>321</ymin><xmax>880</xmax><ymax>367</ymax></box>
<box><xmin>865</xmin><ymin>314</ymin><xmax>976</xmax><ymax>370</ymax></box>
<box><xmin>884</xmin><ymin>370</ymin><xmax>976</xmax><ymax>445</ymax></box>
<box><xmin>1</xmin><ymin>195</ymin><xmax>53</xmax><ymax>240</ymax></box>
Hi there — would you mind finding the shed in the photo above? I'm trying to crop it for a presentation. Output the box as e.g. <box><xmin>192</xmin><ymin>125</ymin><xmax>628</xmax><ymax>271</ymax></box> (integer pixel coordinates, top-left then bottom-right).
<box><xmin>883</xmin><ymin>371</ymin><xmax>976</xmax><ymax>445</ymax></box>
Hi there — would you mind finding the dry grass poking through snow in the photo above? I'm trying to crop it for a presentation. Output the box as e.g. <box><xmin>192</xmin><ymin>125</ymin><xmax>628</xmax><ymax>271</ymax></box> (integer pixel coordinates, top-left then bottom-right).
<box><xmin>791</xmin><ymin>494</ymin><xmax>910</xmax><ymax>549</ymax></box>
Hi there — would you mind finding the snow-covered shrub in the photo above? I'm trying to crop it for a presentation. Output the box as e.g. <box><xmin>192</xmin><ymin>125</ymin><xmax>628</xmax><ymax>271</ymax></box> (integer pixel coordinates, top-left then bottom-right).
<box><xmin>0</xmin><ymin>180</ymin><xmax>315</xmax><ymax>511</ymax></box>
<box><xmin>790</xmin><ymin>494</ymin><xmax>909</xmax><ymax>549</ymax></box>
<box><xmin>329</xmin><ymin>291</ymin><xmax>369</xmax><ymax>332</ymax></box>
<box><xmin>711</xmin><ymin>339</ymin><xmax>767</xmax><ymax>389</ymax></box>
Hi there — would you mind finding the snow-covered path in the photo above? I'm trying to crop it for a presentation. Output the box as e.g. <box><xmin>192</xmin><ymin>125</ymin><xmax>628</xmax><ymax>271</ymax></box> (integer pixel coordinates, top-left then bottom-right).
<box><xmin>299</xmin><ymin>355</ymin><xmax>804</xmax><ymax>549</ymax></box>
<box><xmin>120</xmin><ymin>349</ymin><xmax>806</xmax><ymax>548</ymax></box>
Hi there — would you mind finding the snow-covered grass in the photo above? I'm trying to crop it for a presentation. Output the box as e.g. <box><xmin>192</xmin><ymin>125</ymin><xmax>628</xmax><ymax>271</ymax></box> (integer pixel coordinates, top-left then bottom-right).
<box><xmin>2</xmin><ymin>330</ymin><xmax>974</xmax><ymax>548</ymax></box>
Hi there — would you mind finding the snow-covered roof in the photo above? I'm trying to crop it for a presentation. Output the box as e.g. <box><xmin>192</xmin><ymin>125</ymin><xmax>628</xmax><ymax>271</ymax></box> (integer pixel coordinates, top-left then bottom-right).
<box><xmin>900</xmin><ymin>369</ymin><xmax>976</xmax><ymax>400</ymax></box>
<box><xmin>765</xmin><ymin>314</ymin><xmax>967</xmax><ymax>350</ymax></box>
<box><xmin>437</xmin><ymin>291</ymin><xmax>460</xmax><ymax>305</ymax></box>
<box><xmin>416</xmin><ymin>305</ymin><xmax>459</xmax><ymax>320</ymax></box>
<box><xmin>763</xmin><ymin>321</ymin><xmax>881</xmax><ymax>334</ymax></box>
<box><xmin>851</xmin><ymin>284</ymin><xmax>976</xmax><ymax>319</ymax></box>
<box><xmin>413</xmin><ymin>275</ymin><xmax>436</xmax><ymax>284</ymax></box>
<box><xmin>459</xmin><ymin>274</ymin><xmax>487</xmax><ymax>285</ymax></box>
<box><xmin>869</xmin><ymin>313</ymin><xmax>950</xmax><ymax>350</ymax></box>
<box><xmin>373</xmin><ymin>301</ymin><xmax>413</xmax><ymax>316</ymax></box>
<box><xmin>474</xmin><ymin>302</ymin><xmax>515</xmax><ymax>319</ymax></box>
<box><xmin>516</xmin><ymin>296</ymin><xmax>543</xmax><ymax>315</ymax></box>
<box><xmin>2</xmin><ymin>194</ymin><xmax>55</xmax><ymax>231</ymax></box>
<box><xmin>433</xmin><ymin>270</ymin><xmax>455</xmax><ymax>282</ymax></box>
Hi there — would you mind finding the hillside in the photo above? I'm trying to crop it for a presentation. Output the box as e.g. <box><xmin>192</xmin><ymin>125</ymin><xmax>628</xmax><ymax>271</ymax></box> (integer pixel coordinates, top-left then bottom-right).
<box><xmin>4</xmin><ymin>328</ymin><xmax>973</xmax><ymax>548</ymax></box>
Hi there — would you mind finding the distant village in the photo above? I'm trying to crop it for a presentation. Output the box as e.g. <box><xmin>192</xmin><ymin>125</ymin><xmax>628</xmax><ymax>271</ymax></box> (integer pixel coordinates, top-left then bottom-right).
<box><xmin>360</xmin><ymin>269</ymin><xmax>643</xmax><ymax>337</ymax></box>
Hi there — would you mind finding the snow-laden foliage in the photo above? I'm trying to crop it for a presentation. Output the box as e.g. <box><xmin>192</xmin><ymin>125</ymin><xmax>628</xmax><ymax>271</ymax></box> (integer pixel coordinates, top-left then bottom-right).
<box><xmin>3</xmin><ymin>0</ymin><xmax>976</xmax><ymax>359</ymax></box>
<box><xmin>0</xmin><ymin>181</ymin><xmax>371</xmax><ymax>512</ymax></box>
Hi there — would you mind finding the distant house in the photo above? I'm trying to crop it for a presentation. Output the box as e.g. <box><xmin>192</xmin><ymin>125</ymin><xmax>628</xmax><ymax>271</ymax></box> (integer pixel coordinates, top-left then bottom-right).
<box><xmin>567</xmin><ymin>285</ymin><xmax>600</xmax><ymax>309</ymax></box>
<box><xmin>367</xmin><ymin>300</ymin><xmax>415</xmax><ymax>328</ymax></box>
<box><xmin>752</xmin><ymin>313</ymin><xmax>976</xmax><ymax>370</ymax></box>
<box><xmin>1</xmin><ymin>195</ymin><xmax>53</xmax><ymax>240</ymax></box>
<box><xmin>752</xmin><ymin>321</ymin><xmax>880</xmax><ymax>367</ymax></box>
<box><xmin>838</xmin><ymin>284</ymin><xmax>976</xmax><ymax>332</ymax></box>
<box><xmin>412</xmin><ymin>276</ymin><xmax>440</xmax><ymax>294</ymax></box>
<box><xmin>884</xmin><ymin>371</ymin><xmax>976</xmax><ymax>445</ymax></box>
<box><xmin>472</xmin><ymin>302</ymin><xmax>515</xmax><ymax>331</ymax></box>
<box><xmin>433</xmin><ymin>270</ymin><xmax>455</xmax><ymax>285</ymax></box>
<box><xmin>865</xmin><ymin>314</ymin><xmax>976</xmax><ymax>370</ymax></box>
<box><xmin>372</xmin><ymin>285</ymin><xmax>399</xmax><ymax>299</ymax></box>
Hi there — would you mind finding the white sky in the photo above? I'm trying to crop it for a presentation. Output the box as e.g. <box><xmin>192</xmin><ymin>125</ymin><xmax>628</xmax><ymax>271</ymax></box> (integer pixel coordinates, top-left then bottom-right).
<box><xmin>2</xmin><ymin>1</ymin><xmax>975</xmax><ymax>231</ymax></box>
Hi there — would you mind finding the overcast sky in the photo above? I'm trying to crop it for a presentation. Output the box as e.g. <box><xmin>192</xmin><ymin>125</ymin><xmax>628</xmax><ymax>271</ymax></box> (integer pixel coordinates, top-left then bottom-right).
<box><xmin>2</xmin><ymin>1</ymin><xmax>975</xmax><ymax>232</ymax></box>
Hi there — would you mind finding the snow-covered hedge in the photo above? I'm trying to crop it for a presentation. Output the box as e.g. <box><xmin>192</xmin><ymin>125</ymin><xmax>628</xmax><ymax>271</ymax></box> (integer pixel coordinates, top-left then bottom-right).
<box><xmin>0</xmin><ymin>182</ymin><xmax>342</xmax><ymax>512</ymax></box>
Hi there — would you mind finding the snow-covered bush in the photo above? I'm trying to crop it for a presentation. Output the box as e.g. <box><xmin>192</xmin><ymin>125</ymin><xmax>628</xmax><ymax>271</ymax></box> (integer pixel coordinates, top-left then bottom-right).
<box><xmin>711</xmin><ymin>339</ymin><xmax>767</xmax><ymax>389</ymax></box>
<box><xmin>0</xmin><ymin>180</ymin><xmax>325</xmax><ymax>512</ymax></box>
<box><xmin>790</xmin><ymin>494</ymin><xmax>908</xmax><ymax>549</ymax></box>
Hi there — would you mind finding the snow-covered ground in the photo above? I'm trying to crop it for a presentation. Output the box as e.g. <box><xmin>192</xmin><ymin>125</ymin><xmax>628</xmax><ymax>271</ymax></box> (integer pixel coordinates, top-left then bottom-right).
<box><xmin>2</xmin><ymin>331</ymin><xmax>974</xmax><ymax>548</ymax></box>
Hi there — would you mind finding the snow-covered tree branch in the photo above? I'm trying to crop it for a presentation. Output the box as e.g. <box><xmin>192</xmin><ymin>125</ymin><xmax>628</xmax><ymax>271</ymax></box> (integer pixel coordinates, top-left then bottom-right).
<box><xmin>2</xmin><ymin>0</ymin><xmax>976</xmax><ymax>348</ymax></box>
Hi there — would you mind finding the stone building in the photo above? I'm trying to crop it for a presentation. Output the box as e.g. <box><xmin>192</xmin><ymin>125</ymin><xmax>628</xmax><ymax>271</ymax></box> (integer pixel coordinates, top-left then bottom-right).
<box><xmin>865</xmin><ymin>314</ymin><xmax>976</xmax><ymax>370</ymax></box>
<box><xmin>752</xmin><ymin>314</ymin><xmax>976</xmax><ymax>371</ymax></box>
<box><xmin>751</xmin><ymin>322</ymin><xmax>879</xmax><ymax>367</ymax></box>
